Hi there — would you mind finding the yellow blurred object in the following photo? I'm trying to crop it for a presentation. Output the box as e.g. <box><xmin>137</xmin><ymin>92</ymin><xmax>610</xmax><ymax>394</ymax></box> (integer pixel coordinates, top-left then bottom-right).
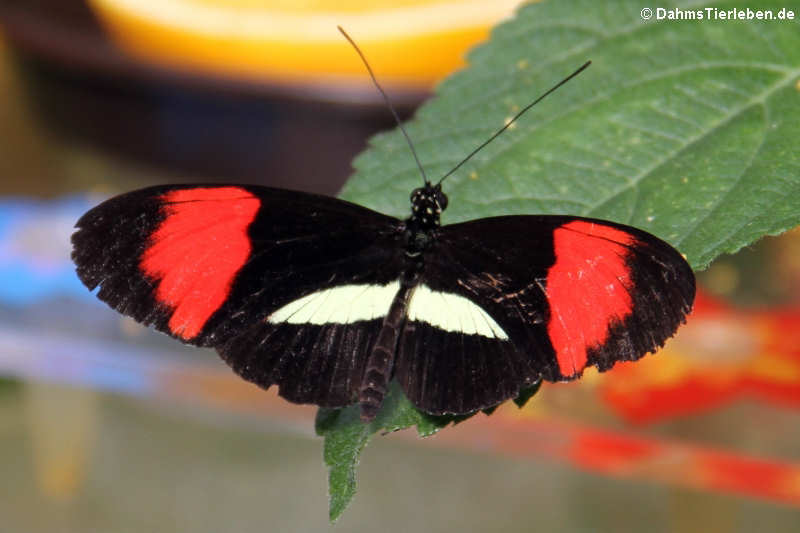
<box><xmin>87</xmin><ymin>0</ymin><xmax>525</xmax><ymax>88</ymax></box>
<box><xmin>25</xmin><ymin>384</ymin><xmax>98</xmax><ymax>501</ymax></box>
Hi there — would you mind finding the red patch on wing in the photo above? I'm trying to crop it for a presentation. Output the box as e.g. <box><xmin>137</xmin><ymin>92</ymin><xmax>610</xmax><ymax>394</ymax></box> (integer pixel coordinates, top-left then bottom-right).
<box><xmin>546</xmin><ymin>220</ymin><xmax>635</xmax><ymax>377</ymax></box>
<box><xmin>140</xmin><ymin>187</ymin><xmax>260</xmax><ymax>340</ymax></box>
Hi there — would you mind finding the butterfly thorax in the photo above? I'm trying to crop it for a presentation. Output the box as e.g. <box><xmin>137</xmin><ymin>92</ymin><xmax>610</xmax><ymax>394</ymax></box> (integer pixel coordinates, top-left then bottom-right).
<box><xmin>408</xmin><ymin>182</ymin><xmax>448</xmax><ymax>228</ymax></box>
<box><xmin>356</xmin><ymin>183</ymin><xmax>449</xmax><ymax>420</ymax></box>
<box><xmin>403</xmin><ymin>182</ymin><xmax>448</xmax><ymax>260</ymax></box>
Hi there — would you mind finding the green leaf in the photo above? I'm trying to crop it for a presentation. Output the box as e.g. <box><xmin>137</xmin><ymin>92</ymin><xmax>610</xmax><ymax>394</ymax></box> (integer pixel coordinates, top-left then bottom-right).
<box><xmin>317</xmin><ymin>379</ymin><xmax>542</xmax><ymax>520</ymax></box>
<box><xmin>324</xmin><ymin>0</ymin><xmax>800</xmax><ymax>521</ymax></box>
<box><xmin>343</xmin><ymin>0</ymin><xmax>800</xmax><ymax>270</ymax></box>
<box><xmin>316</xmin><ymin>382</ymin><xmax>444</xmax><ymax>521</ymax></box>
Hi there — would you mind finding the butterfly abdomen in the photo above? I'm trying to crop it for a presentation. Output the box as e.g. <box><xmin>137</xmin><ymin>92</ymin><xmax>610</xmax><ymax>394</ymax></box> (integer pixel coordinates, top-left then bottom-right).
<box><xmin>359</xmin><ymin>285</ymin><xmax>415</xmax><ymax>421</ymax></box>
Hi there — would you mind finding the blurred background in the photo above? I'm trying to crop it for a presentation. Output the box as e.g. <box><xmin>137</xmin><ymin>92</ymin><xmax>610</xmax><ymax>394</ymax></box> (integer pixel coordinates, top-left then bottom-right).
<box><xmin>1</xmin><ymin>1</ymin><xmax>800</xmax><ymax>531</ymax></box>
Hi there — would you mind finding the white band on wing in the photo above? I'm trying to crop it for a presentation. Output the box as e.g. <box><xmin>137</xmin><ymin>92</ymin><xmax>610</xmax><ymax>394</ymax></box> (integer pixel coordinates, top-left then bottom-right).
<box><xmin>268</xmin><ymin>282</ymin><xmax>508</xmax><ymax>339</ymax></box>
<box><xmin>407</xmin><ymin>285</ymin><xmax>508</xmax><ymax>339</ymax></box>
<box><xmin>268</xmin><ymin>281</ymin><xmax>400</xmax><ymax>325</ymax></box>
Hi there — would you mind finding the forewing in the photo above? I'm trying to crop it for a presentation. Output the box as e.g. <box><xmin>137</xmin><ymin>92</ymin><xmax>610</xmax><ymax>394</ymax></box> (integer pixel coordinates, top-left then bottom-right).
<box><xmin>396</xmin><ymin>215</ymin><xmax>694</xmax><ymax>414</ymax></box>
<box><xmin>73</xmin><ymin>184</ymin><xmax>405</xmax><ymax>343</ymax></box>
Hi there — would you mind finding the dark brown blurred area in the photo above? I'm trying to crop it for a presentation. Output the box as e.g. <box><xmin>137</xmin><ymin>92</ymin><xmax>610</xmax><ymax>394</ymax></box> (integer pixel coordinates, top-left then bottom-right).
<box><xmin>0</xmin><ymin>0</ymin><xmax>425</xmax><ymax>197</ymax></box>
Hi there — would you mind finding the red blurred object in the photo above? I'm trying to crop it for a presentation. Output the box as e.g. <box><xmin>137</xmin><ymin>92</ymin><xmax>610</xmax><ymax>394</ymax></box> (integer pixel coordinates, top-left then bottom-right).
<box><xmin>600</xmin><ymin>289</ymin><xmax>800</xmax><ymax>424</ymax></box>
<box><xmin>423</xmin><ymin>406</ymin><xmax>800</xmax><ymax>508</ymax></box>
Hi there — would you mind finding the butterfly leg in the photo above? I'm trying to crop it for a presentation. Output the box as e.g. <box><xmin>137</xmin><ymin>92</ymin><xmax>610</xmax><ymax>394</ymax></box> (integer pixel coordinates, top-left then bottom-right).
<box><xmin>359</xmin><ymin>285</ymin><xmax>415</xmax><ymax>421</ymax></box>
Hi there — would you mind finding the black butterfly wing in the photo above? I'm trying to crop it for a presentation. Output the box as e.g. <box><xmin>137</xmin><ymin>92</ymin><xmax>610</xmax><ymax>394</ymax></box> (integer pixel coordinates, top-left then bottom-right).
<box><xmin>74</xmin><ymin>186</ymin><xmax>695</xmax><ymax>416</ymax></box>
<box><xmin>395</xmin><ymin>215</ymin><xmax>695</xmax><ymax>415</ymax></box>
<box><xmin>72</xmin><ymin>184</ymin><xmax>405</xmax><ymax>407</ymax></box>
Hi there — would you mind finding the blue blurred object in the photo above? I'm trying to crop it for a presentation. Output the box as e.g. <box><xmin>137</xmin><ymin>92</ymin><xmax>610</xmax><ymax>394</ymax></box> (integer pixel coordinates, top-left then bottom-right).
<box><xmin>0</xmin><ymin>324</ymin><xmax>156</xmax><ymax>396</ymax></box>
<box><xmin>0</xmin><ymin>195</ymin><xmax>102</xmax><ymax>306</ymax></box>
<box><xmin>0</xmin><ymin>194</ymin><xmax>224</xmax><ymax>401</ymax></box>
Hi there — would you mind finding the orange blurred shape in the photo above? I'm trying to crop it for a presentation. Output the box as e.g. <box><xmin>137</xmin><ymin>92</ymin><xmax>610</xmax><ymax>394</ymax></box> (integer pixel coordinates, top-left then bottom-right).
<box><xmin>86</xmin><ymin>0</ymin><xmax>525</xmax><ymax>88</ymax></box>
<box><xmin>601</xmin><ymin>290</ymin><xmax>800</xmax><ymax>424</ymax></box>
<box><xmin>427</xmin><ymin>410</ymin><xmax>800</xmax><ymax>507</ymax></box>
<box><xmin>566</xmin><ymin>424</ymin><xmax>800</xmax><ymax>505</ymax></box>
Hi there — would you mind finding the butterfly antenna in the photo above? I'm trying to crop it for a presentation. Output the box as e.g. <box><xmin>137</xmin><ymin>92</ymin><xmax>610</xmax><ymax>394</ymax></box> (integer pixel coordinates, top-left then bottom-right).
<box><xmin>436</xmin><ymin>60</ymin><xmax>591</xmax><ymax>186</ymax></box>
<box><xmin>338</xmin><ymin>26</ymin><xmax>429</xmax><ymax>185</ymax></box>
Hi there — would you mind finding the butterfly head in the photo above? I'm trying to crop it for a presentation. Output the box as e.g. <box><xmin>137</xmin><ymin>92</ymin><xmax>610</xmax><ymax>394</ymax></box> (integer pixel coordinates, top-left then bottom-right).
<box><xmin>410</xmin><ymin>182</ymin><xmax>448</xmax><ymax>229</ymax></box>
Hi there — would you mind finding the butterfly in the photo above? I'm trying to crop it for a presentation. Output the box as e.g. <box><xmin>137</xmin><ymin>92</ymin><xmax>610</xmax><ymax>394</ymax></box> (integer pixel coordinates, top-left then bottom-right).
<box><xmin>71</xmin><ymin>33</ymin><xmax>695</xmax><ymax>422</ymax></box>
